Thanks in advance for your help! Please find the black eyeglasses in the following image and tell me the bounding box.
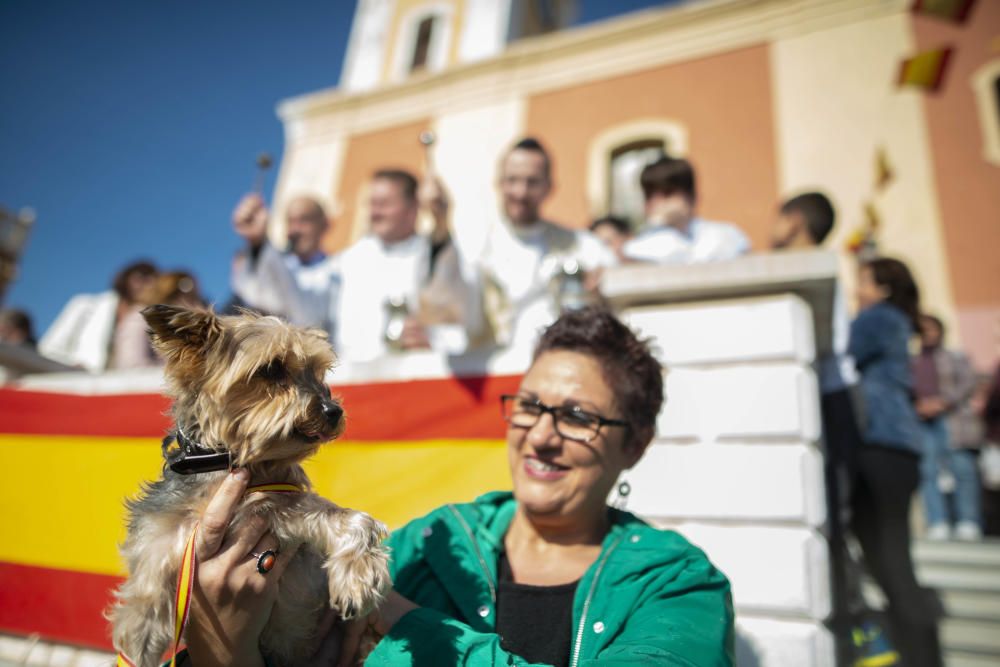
[500,394,629,443]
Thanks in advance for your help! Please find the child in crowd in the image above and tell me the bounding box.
[848,257,942,667]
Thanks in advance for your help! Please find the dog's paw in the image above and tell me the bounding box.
[324,513,390,619]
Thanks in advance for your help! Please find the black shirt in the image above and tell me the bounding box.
[496,552,580,667]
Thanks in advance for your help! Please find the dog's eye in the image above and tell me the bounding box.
[256,359,287,382]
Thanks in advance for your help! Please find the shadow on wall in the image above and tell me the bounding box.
[735,630,762,667]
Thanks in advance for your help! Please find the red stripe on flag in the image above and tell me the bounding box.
[0,561,121,650]
[0,390,172,437]
[335,375,521,440]
[0,374,523,440]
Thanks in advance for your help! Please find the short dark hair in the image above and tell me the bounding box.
[112,260,157,299]
[0,308,35,345]
[590,215,631,236]
[866,257,921,330]
[507,137,552,179]
[919,313,945,337]
[781,192,835,244]
[533,307,663,453]
[640,156,696,202]
[373,169,418,202]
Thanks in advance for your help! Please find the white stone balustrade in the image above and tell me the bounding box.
[605,250,840,667]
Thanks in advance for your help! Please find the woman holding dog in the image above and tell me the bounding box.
[184,308,734,666]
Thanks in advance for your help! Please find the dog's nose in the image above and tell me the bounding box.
[322,401,343,424]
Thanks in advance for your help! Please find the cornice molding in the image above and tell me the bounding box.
[278,0,908,142]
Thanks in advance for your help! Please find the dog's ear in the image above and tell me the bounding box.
[142,305,222,361]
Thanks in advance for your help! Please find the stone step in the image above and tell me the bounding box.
[865,581,1000,621]
[945,650,1000,667]
[0,634,110,667]
[941,618,1000,654]
[913,538,1000,569]
[938,588,1000,621]
[916,560,1000,593]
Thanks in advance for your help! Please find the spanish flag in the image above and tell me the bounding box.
[897,47,953,91]
[0,373,520,650]
[911,0,976,24]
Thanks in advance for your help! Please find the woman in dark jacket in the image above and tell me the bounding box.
[848,257,941,667]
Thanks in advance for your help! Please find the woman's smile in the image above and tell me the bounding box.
[523,455,570,480]
[508,350,636,522]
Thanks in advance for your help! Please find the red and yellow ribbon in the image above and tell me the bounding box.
[169,525,199,667]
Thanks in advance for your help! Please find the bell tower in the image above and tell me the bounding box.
[340,0,576,93]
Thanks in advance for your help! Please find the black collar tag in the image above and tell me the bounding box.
[165,428,232,475]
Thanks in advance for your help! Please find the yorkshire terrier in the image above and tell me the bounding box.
[108,305,390,666]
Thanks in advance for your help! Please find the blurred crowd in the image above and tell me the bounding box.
[3,135,1000,664]
[221,140,751,359]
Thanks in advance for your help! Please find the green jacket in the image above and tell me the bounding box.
[366,491,734,666]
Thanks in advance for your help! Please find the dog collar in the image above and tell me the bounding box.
[165,427,232,475]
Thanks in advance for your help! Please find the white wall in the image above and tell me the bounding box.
[769,10,957,332]
[622,294,834,667]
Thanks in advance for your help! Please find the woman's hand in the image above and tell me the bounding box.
[335,590,418,667]
[185,468,302,667]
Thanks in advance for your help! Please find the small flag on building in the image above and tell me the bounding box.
[897,47,953,91]
[875,147,894,190]
[863,201,882,232]
[911,0,976,24]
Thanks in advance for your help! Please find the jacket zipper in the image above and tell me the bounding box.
[448,502,627,666]
[447,504,497,602]
[570,533,625,667]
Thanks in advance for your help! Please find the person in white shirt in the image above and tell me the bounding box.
[336,169,469,361]
[623,156,749,264]
[468,138,616,349]
[230,194,340,337]
[39,260,158,373]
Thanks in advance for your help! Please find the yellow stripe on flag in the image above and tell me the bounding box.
[0,434,509,576]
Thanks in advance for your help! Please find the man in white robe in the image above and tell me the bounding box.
[335,169,471,361]
[623,156,749,264]
[230,194,340,337]
[461,138,616,349]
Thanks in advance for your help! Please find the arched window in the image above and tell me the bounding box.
[391,4,454,81]
[586,120,689,227]
[608,140,667,225]
[972,59,1000,166]
[410,15,436,71]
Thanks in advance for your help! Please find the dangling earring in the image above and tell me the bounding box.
[612,479,631,510]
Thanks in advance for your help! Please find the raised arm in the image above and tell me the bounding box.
[229,194,323,328]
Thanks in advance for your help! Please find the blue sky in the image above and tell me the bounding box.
[2,0,668,335]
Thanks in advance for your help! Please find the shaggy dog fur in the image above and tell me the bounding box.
[107,305,390,666]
